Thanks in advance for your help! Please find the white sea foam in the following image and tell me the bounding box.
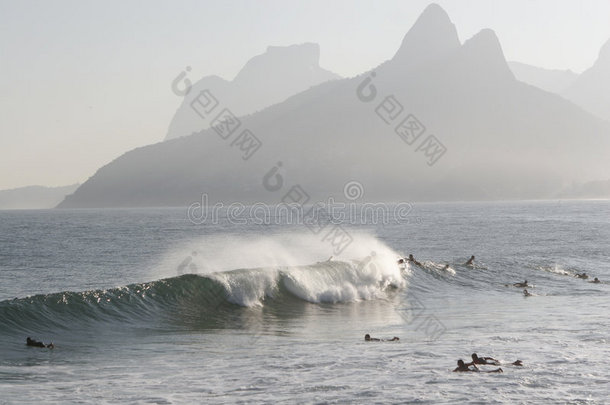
[159,232,407,306]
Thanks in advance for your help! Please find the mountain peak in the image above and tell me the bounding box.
[457,28,514,82]
[598,38,610,65]
[392,3,460,68]
[164,42,339,141]
[235,43,323,83]
[266,42,320,58]
[464,29,502,52]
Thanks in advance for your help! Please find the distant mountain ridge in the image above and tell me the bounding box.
[165,43,340,141]
[508,38,610,123]
[0,184,79,210]
[563,39,610,122]
[58,4,610,208]
[508,61,578,93]
[559,179,610,199]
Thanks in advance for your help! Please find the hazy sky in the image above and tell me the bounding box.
[1,0,609,190]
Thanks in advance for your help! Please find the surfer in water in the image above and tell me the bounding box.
[590,277,601,283]
[513,280,529,288]
[407,254,422,266]
[465,255,475,266]
[26,337,54,349]
[364,334,399,342]
[575,273,589,279]
[453,359,477,372]
[466,353,523,367]
[523,289,532,297]
[467,353,500,366]
[453,359,502,373]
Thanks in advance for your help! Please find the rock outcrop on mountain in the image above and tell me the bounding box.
[165,43,340,141]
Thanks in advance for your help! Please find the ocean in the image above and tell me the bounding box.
[0,200,608,404]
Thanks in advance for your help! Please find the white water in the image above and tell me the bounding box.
[168,232,408,306]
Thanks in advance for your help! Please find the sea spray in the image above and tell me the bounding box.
[154,231,408,279]
[154,231,408,305]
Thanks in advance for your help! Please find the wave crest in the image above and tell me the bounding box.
[1,257,406,335]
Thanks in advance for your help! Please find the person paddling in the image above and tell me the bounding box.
[408,254,422,266]
[364,334,399,342]
[453,359,502,373]
[26,337,54,349]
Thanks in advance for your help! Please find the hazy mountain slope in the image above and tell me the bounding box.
[563,39,610,122]
[559,179,610,199]
[165,43,340,141]
[508,61,577,93]
[58,4,610,208]
[0,184,79,209]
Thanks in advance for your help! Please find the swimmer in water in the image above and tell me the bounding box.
[523,289,532,297]
[364,334,380,342]
[590,277,601,284]
[512,360,523,366]
[513,280,529,288]
[442,264,450,271]
[408,254,422,266]
[397,258,405,265]
[575,273,589,279]
[364,334,399,342]
[465,255,475,266]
